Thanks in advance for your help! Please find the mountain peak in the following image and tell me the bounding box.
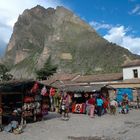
[31,5,47,11]
[3,6,140,79]
[56,6,72,12]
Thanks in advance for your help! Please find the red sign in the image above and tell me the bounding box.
[72,103,86,113]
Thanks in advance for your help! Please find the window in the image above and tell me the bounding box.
[133,69,138,78]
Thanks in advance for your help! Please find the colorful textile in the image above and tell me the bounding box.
[116,88,133,102]
[50,88,55,96]
[30,82,39,93]
[88,98,95,105]
[41,86,48,96]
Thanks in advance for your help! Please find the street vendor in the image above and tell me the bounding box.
[8,110,21,124]
[4,110,21,133]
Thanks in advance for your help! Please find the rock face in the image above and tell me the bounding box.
[3,5,140,79]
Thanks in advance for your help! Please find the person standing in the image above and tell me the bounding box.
[122,94,129,113]
[60,92,70,120]
[88,94,96,118]
[96,96,103,117]
[110,99,118,115]
[136,96,139,109]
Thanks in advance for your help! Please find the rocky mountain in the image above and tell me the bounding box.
[3,5,140,79]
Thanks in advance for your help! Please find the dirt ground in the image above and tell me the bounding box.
[0,109,140,140]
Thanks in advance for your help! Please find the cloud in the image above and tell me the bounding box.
[104,26,140,55]
[0,0,62,54]
[89,21,112,30]
[0,0,61,27]
[90,21,140,55]
[129,4,140,15]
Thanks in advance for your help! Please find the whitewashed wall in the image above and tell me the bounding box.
[123,66,140,80]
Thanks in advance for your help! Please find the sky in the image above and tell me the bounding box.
[0,0,140,56]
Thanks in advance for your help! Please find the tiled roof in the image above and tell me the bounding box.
[74,73,123,83]
[41,73,123,87]
[41,73,79,85]
[64,84,105,92]
[51,73,79,81]
[122,59,140,68]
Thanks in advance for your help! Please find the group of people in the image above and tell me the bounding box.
[59,92,109,119]
[86,94,107,118]
[2,93,137,133]
[86,94,131,118]
[58,92,134,120]
[1,92,139,135]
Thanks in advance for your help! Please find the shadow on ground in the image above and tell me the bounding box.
[68,136,116,140]
[44,112,61,120]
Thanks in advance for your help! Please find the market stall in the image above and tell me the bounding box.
[0,80,51,125]
[71,92,87,113]
[64,84,105,114]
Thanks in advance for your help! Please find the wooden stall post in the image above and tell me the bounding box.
[0,94,2,125]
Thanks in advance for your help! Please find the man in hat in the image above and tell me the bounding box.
[8,110,20,124]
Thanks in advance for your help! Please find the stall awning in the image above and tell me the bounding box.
[0,80,46,94]
[64,84,105,92]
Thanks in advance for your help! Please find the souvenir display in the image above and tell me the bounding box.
[41,86,48,96]
[0,81,51,127]
[30,82,39,93]
[50,88,55,96]
[34,95,42,101]
[24,97,34,103]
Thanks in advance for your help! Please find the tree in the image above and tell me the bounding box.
[0,63,13,81]
[36,56,57,80]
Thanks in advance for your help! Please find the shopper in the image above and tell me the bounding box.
[88,94,96,118]
[96,96,103,116]
[60,92,70,120]
[110,99,118,115]
[122,94,129,114]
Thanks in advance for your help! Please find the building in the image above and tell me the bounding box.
[122,60,140,80]
[41,60,140,102]
[41,73,122,94]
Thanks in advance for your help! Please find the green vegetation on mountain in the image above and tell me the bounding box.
[0,63,13,81]
[36,56,57,80]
